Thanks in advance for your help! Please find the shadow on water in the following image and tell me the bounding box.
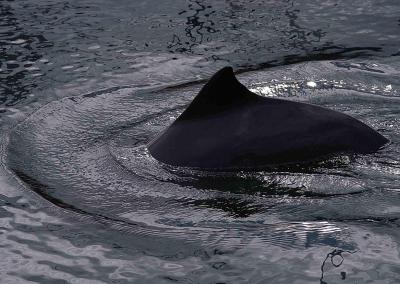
[163,155,360,191]
[168,174,364,218]
[192,197,266,218]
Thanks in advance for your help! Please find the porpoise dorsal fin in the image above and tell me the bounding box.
[177,67,257,120]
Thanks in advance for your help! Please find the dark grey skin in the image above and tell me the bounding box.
[148,67,388,170]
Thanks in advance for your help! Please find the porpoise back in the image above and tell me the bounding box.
[148,67,388,170]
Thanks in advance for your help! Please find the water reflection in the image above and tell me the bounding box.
[168,0,217,54]
[283,0,326,50]
[0,2,47,107]
[0,0,398,110]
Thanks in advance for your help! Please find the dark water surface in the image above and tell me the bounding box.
[1,0,399,283]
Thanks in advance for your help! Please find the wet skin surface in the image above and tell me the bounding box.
[148,67,388,169]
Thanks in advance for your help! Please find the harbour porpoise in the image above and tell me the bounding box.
[148,67,388,170]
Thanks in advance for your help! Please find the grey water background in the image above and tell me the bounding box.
[0,0,399,283]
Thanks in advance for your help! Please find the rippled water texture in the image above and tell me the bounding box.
[0,0,399,283]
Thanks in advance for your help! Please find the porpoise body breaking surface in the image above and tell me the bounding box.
[148,67,388,170]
